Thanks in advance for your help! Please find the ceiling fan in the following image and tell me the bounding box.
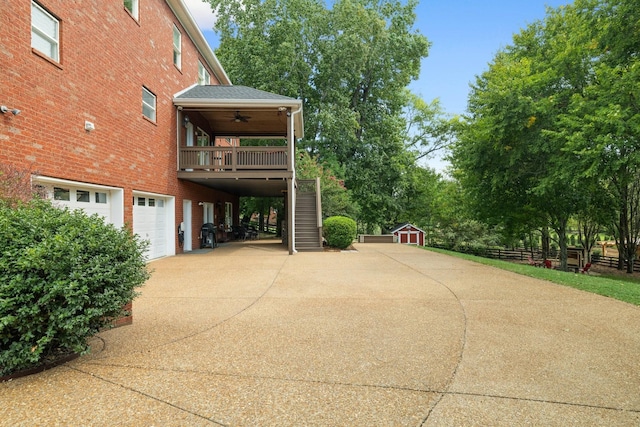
[229,111,251,123]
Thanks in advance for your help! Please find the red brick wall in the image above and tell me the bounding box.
[0,0,230,249]
[175,181,240,253]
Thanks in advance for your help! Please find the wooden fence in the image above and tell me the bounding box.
[430,245,640,273]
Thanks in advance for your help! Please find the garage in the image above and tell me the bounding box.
[391,223,426,246]
[35,177,124,229]
[133,192,175,260]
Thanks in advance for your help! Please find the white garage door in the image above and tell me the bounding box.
[49,185,112,222]
[133,195,168,260]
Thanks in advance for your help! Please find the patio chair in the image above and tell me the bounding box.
[543,259,553,269]
[232,225,246,241]
[246,226,259,240]
[579,263,592,274]
[528,256,541,267]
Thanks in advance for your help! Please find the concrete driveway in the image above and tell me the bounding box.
[2,241,640,426]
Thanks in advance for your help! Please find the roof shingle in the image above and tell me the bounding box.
[176,85,297,101]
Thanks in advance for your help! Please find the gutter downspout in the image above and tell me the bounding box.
[176,107,182,171]
[287,108,297,254]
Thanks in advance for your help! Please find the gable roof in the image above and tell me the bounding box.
[175,85,301,105]
[174,85,304,138]
[390,223,426,234]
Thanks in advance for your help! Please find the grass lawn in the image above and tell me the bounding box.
[424,247,640,306]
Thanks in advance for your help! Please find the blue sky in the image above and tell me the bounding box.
[182,0,573,170]
[412,1,572,116]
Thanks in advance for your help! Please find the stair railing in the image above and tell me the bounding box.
[296,178,323,249]
[315,177,322,246]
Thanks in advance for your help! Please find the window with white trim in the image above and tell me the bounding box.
[54,187,70,201]
[196,128,210,166]
[77,190,90,202]
[124,0,138,19]
[142,87,156,121]
[196,128,210,146]
[95,192,108,203]
[198,61,210,85]
[31,1,59,62]
[173,25,182,69]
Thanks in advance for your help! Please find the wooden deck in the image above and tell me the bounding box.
[179,146,289,172]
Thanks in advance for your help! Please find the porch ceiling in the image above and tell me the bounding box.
[180,176,288,198]
[174,85,304,138]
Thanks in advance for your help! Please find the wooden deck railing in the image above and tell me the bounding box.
[429,244,640,272]
[179,146,288,172]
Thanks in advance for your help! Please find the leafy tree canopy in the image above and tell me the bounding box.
[452,0,640,270]
[206,0,444,230]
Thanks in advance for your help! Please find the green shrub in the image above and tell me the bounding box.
[323,216,356,249]
[0,200,150,376]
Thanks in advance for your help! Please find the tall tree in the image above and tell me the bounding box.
[552,0,640,272]
[402,93,453,162]
[452,0,640,270]
[206,0,430,230]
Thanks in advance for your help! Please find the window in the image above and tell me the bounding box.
[173,25,182,69]
[142,87,156,121]
[124,0,138,19]
[196,128,211,166]
[137,197,146,206]
[76,190,90,202]
[196,128,210,146]
[148,198,155,207]
[31,1,59,62]
[95,192,107,204]
[198,61,210,85]
[54,187,70,201]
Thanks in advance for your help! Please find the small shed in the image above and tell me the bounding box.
[391,223,426,246]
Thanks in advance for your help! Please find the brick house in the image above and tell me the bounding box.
[1,0,321,259]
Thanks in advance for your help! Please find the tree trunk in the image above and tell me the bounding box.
[259,207,265,232]
[619,188,629,271]
[559,224,568,271]
[578,218,598,263]
[541,227,550,260]
[625,245,635,274]
[553,219,569,271]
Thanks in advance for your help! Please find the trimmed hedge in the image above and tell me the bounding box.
[0,200,150,376]
[323,216,357,249]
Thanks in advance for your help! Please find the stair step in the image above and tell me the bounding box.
[295,188,321,251]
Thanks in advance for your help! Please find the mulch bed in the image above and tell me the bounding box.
[324,245,357,252]
[1,349,79,383]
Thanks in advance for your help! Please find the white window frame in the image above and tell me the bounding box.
[173,25,182,69]
[31,1,59,62]
[198,61,211,85]
[196,128,211,166]
[196,127,210,147]
[142,86,156,121]
[124,0,139,20]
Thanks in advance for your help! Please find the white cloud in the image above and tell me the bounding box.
[182,0,218,30]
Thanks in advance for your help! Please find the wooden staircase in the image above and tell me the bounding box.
[295,190,323,251]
